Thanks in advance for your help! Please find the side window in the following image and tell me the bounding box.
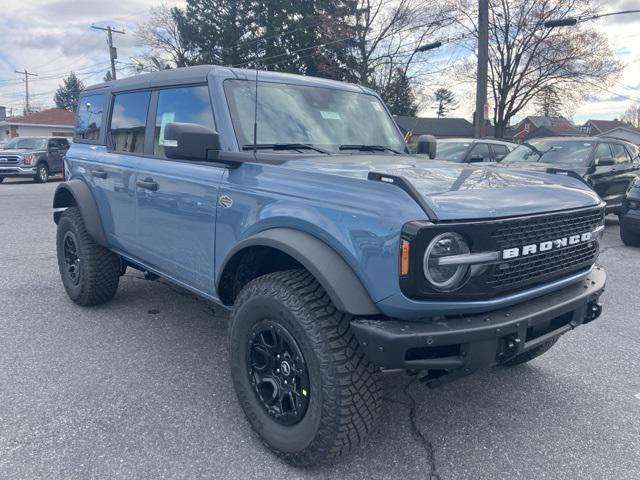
[594,143,612,163]
[611,144,631,164]
[110,91,150,154]
[468,143,492,162]
[75,93,104,142]
[153,85,215,157]
[492,144,509,160]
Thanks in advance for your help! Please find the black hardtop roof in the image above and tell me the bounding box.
[82,65,369,94]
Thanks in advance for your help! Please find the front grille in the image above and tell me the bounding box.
[0,155,20,164]
[490,208,604,249]
[487,207,604,290]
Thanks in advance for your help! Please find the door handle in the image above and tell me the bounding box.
[136,178,159,191]
[91,169,107,179]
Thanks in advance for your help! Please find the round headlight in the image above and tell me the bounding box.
[423,232,470,292]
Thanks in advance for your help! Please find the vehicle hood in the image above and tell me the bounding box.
[0,148,45,155]
[282,155,601,221]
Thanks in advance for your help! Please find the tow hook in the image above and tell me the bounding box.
[496,335,522,362]
[584,302,602,324]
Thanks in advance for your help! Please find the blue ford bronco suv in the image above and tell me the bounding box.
[54,66,606,465]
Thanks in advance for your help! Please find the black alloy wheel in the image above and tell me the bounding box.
[62,230,81,286]
[248,321,310,426]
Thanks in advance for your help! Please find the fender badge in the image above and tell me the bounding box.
[218,194,233,208]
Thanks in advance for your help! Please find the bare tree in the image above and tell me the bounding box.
[622,103,640,129]
[348,0,457,96]
[455,0,623,138]
[136,4,193,69]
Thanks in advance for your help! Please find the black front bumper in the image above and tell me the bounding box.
[352,267,605,378]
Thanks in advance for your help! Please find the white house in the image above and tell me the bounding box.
[597,126,640,146]
[0,108,74,142]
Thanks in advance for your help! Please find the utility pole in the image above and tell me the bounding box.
[474,0,489,138]
[14,69,38,115]
[91,25,125,80]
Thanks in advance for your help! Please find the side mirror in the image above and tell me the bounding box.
[164,122,221,162]
[416,134,437,159]
[468,155,484,163]
[595,157,615,167]
[495,154,506,162]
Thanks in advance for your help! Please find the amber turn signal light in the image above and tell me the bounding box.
[400,239,410,276]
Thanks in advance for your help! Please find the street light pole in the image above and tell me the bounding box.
[474,0,489,138]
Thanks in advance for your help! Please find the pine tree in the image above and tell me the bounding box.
[433,88,458,118]
[53,72,85,111]
[379,68,417,116]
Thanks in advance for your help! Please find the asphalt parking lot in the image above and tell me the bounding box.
[1,178,639,480]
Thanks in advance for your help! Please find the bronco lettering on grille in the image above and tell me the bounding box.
[502,232,593,260]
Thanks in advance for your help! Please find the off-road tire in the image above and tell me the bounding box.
[56,206,120,306]
[499,337,559,367]
[229,269,382,466]
[34,163,49,183]
[621,222,640,247]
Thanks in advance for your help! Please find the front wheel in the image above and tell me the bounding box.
[56,207,121,306]
[34,163,49,183]
[229,269,382,466]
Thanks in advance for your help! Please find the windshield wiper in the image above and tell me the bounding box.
[339,144,403,154]
[241,143,331,154]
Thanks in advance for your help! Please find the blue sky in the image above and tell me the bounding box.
[0,0,638,126]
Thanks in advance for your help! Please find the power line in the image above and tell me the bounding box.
[14,69,38,114]
[91,25,125,80]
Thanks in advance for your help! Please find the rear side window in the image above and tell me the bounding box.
[611,144,631,164]
[153,85,215,157]
[75,93,105,142]
[468,143,492,162]
[492,144,509,159]
[110,91,150,154]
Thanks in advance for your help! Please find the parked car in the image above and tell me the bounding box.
[434,137,516,163]
[53,66,606,465]
[620,177,640,246]
[0,136,69,183]
[495,137,640,214]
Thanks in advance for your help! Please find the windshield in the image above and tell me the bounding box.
[224,80,406,154]
[436,142,471,162]
[4,137,48,150]
[502,140,595,167]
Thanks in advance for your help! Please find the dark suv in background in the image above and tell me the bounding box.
[0,136,70,183]
[496,137,640,214]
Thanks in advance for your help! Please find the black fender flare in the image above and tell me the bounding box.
[217,228,381,316]
[52,180,109,247]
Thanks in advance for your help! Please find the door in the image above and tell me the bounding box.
[588,143,616,204]
[47,139,63,173]
[93,90,150,252]
[609,143,638,208]
[134,85,225,296]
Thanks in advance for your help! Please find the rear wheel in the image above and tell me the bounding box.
[499,337,558,367]
[621,220,640,247]
[229,269,382,466]
[34,163,49,183]
[56,206,120,306]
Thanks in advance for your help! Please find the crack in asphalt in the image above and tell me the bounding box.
[395,377,442,480]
